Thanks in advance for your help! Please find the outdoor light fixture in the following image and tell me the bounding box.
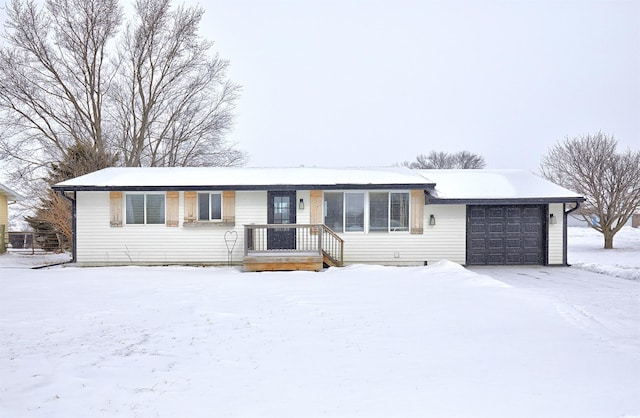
[429,214,436,226]
[549,213,557,224]
[299,198,305,210]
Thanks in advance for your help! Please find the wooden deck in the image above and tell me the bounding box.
[243,224,343,272]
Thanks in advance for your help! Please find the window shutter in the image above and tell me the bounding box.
[309,190,322,234]
[166,191,179,227]
[222,191,235,223]
[310,190,323,224]
[410,190,424,234]
[110,191,123,227]
[184,191,197,223]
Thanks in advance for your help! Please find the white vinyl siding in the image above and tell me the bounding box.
[548,203,564,264]
[76,191,265,266]
[337,204,466,266]
[77,192,459,266]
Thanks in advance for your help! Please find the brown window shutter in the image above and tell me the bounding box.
[184,191,197,222]
[166,191,179,227]
[222,191,236,223]
[110,191,123,227]
[410,190,424,234]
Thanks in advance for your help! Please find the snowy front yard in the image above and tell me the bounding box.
[1,228,639,418]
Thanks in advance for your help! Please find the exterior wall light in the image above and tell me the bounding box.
[429,214,436,226]
[299,198,304,210]
[549,213,557,224]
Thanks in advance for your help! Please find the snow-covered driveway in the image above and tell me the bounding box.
[470,266,640,356]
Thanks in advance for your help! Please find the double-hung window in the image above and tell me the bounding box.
[198,192,222,221]
[125,193,165,225]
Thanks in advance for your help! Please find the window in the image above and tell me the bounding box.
[324,192,344,232]
[345,192,364,231]
[390,192,409,231]
[324,191,407,233]
[198,192,222,221]
[369,192,389,232]
[125,193,165,225]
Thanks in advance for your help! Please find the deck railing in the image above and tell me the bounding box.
[244,224,344,266]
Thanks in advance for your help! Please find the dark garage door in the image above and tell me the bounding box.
[467,205,545,265]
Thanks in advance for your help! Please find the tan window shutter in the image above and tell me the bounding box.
[110,191,123,227]
[310,190,323,234]
[222,191,235,223]
[184,191,197,222]
[166,191,179,227]
[410,190,424,234]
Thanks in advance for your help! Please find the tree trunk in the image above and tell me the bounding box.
[603,231,614,249]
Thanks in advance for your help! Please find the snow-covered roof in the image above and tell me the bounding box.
[53,166,434,190]
[53,167,584,202]
[0,183,24,201]
[417,169,583,202]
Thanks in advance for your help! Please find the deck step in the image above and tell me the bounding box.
[243,254,323,272]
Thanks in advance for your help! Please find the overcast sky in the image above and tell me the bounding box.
[190,0,639,170]
[1,0,638,174]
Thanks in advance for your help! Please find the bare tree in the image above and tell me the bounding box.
[539,132,640,249]
[0,0,245,177]
[111,0,244,167]
[26,142,118,250]
[454,150,486,169]
[403,151,486,169]
[0,0,122,180]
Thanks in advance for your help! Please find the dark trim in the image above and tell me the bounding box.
[562,202,567,266]
[427,196,585,205]
[52,183,435,193]
[544,205,550,266]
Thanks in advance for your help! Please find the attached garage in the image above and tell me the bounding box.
[420,169,585,267]
[466,205,546,265]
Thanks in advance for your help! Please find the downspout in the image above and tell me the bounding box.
[563,201,581,266]
[57,190,77,263]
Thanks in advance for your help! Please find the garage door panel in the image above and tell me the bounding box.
[467,204,545,265]
[506,223,521,233]
[489,208,504,218]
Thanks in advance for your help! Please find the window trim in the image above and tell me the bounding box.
[323,190,411,234]
[197,191,223,222]
[124,192,166,226]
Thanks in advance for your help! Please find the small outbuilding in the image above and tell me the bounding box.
[52,167,584,269]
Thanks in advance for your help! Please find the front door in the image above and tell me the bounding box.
[267,191,297,250]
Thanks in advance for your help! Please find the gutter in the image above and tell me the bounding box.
[563,201,582,266]
[56,190,77,264]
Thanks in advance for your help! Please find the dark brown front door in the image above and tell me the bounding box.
[267,191,297,250]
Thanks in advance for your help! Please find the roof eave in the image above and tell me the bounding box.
[426,196,586,205]
[52,183,436,192]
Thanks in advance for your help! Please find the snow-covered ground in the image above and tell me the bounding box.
[1,227,639,418]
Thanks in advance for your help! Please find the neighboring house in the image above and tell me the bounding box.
[52,167,584,270]
[0,183,24,254]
